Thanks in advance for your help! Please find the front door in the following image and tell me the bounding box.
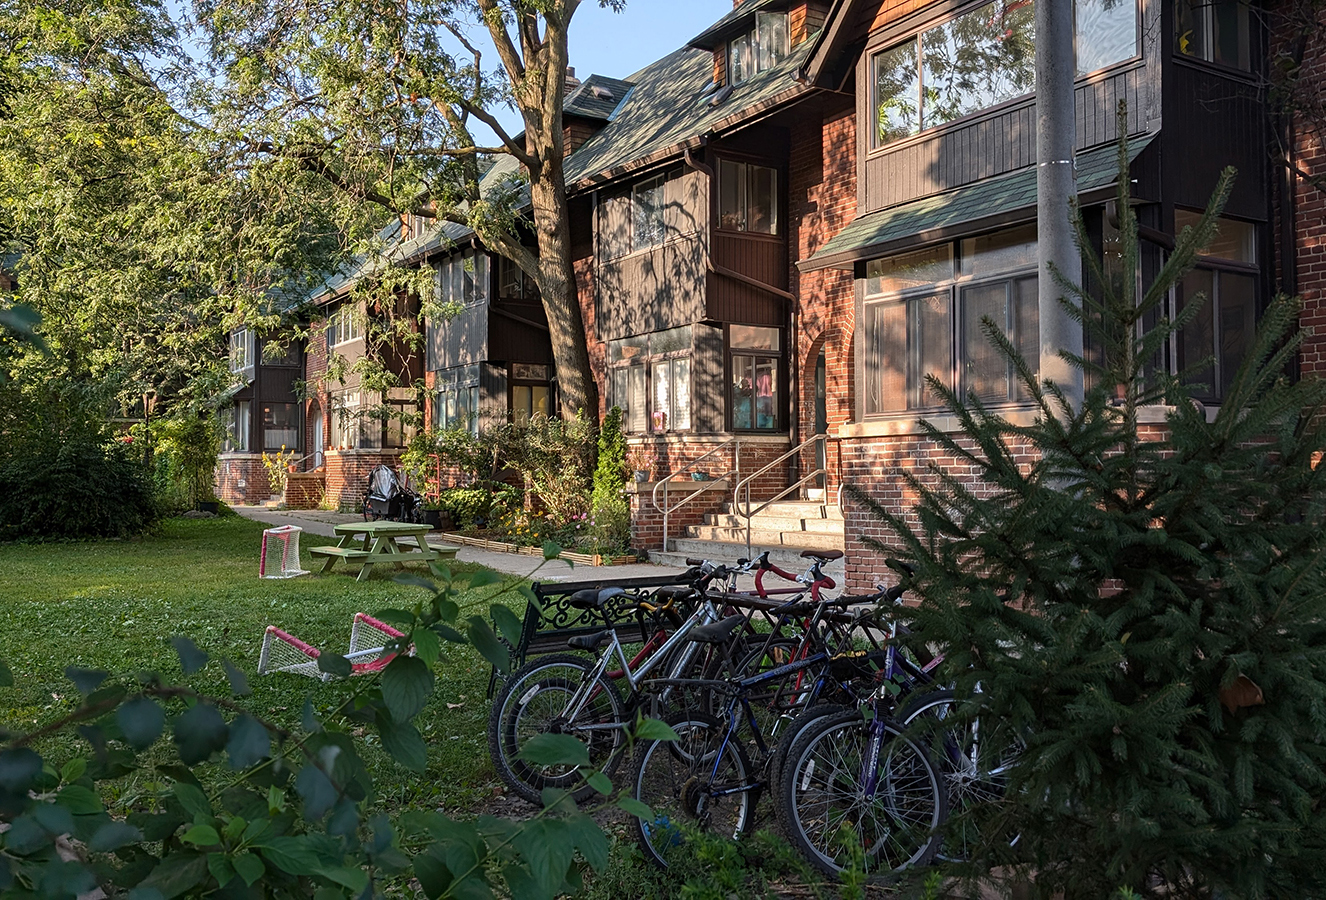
[310,403,324,468]
[814,350,827,488]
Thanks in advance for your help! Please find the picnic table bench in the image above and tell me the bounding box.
[486,571,697,696]
[310,521,459,583]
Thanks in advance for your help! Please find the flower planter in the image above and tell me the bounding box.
[440,532,636,566]
[634,470,650,483]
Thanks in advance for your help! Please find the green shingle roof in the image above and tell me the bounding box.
[687,0,783,49]
[565,75,635,121]
[801,134,1157,271]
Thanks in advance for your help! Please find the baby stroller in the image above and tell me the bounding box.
[362,465,423,523]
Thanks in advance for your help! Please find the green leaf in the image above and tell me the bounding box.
[0,748,42,793]
[436,597,460,623]
[467,617,511,675]
[372,609,417,628]
[322,865,370,892]
[378,719,429,772]
[585,771,612,796]
[393,573,437,593]
[55,784,103,815]
[294,748,340,819]
[182,824,221,847]
[513,818,574,896]
[254,835,321,875]
[170,637,209,675]
[467,570,502,590]
[137,852,209,900]
[413,847,453,900]
[232,851,265,886]
[206,852,235,888]
[490,605,523,647]
[634,717,680,742]
[64,667,108,694]
[516,586,543,616]
[564,813,610,872]
[616,797,653,819]
[0,659,13,688]
[412,627,441,667]
[541,541,562,560]
[60,758,86,783]
[89,821,143,852]
[174,703,228,765]
[380,656,433,722]
[434,623,467,644]
[117,697,165,750]
[225,715,271,770]
[173,783,212,824]
[316,652,352,678]
[519,734,589,768]
[220,659,251,696]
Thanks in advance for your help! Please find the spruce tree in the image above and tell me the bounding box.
[867,115,1326,898]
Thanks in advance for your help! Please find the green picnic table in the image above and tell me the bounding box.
[309,521,459,582]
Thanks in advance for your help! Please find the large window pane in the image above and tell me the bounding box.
[651,326,692,354]
[730,325,780,351]
[913,292,953,408]
[756,12,788,70]
[1178,268,1216,398]
[1014,276,1041,400]
[753,357,777,430]
[732,356,754,429]
[867,303,907,414]
[921,0,1036,129]
[730,33,751,85]
[865,245,953,295]
[263,403,299,451]
[960,224,1038,277]
[719,160,746,231]
[1076,0,1137,74]
[1174,210,1257,263]
[1219,273,1256,399]
[748,165,777,234]
[672,358,692,431]
[1175,0,1249,70]
[874,41,921,146]
[652,362,671,432]
[628,367,647,432]
[962,282,1011,404]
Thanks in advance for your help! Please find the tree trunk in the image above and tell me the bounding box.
[529,173,598,423]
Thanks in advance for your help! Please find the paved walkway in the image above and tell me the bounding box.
[232,506,686,582]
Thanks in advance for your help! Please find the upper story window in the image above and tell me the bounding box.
[498,256,539,300]
[608,326,692,433]
[438,250,488,307]
[863,225,1040,414]
[719,160,778,235]
[262,340,298,367]
[632,175,667,251]
[229,328,255,378]
[1173,210,1258,403]
[1175,0,1250,71]
[729,12,789,85]
[872,0,1138,148]
[328,306,363,347]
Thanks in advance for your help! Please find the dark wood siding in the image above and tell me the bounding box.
[430,301,489,369]
[596,168,710,340]
[1163,62,1267,221]
[861,65,1149,213]
[706,237,786,326]
[693,323,726,434]
[489,299,553,364]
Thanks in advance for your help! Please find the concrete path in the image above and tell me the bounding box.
[232,506,686,582]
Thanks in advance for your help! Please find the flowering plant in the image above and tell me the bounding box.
[625,446,656,475]
[261,445,298,495]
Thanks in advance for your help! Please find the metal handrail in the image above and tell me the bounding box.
[291,451,322,473]
[732,433,828,558]
[650,436,740,554]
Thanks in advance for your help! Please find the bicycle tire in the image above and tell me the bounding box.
[898,689,1021,863]
[778,709,945,878]
[487,653,625,804]
[630,712,757,869]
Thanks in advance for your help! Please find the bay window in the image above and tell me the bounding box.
[609,326,692,433]
[1174,0,1250,71]
[435,365,481,435]
[229,329,255,381]
[872,0,1139,147]
[863,226,1039,414]
[224,401,250,452]
[262,402,299,451]
[719,160,778,234]
[729,326,782,431]
[1173,211,1259,403]
[328,306,363,347]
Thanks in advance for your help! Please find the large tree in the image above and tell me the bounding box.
[200,0,617,420]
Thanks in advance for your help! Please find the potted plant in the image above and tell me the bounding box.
[626,446,656,483]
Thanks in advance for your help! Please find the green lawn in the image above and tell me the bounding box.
[0,514,507,814]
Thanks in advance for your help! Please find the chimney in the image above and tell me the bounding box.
[565,66,581,93]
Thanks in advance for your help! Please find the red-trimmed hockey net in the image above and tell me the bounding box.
[257,613,409,680]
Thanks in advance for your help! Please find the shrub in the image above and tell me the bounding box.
[588,407,630,554]
[148,413,221,512]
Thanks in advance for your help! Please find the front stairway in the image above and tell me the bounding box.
[650,499,845,568]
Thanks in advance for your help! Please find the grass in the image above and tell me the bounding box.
[0,514,510,814]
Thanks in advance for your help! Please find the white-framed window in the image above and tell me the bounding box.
[718,160,778,235]
[729,326,782,432]
[1174,0,1250,71]
[224,400,251,452]
[334,390,362,448]
[632,175,667,251]
[261,402,299,451]
[609,326,692,433]
[729,11,789,85]
[328,306,364,347]
[229,329,255,381]
[862,225,1040,414]
[438,250,488,308]
[435,364,481,436]
[871,0,1139,148]
[498,256,539,300]
[1173,211,1259,403]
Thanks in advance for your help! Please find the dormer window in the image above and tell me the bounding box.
[729,12,789,85]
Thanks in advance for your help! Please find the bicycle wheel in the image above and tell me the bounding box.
[487,653,625,804]
[898,690,1021,863]
[778,709,945,878]
[631,713,756,869]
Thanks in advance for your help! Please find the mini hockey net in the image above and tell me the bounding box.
[259,525,309,579]
[258,613,410,680]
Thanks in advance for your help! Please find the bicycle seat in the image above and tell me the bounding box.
[567,587,627,610]
[800,549,843,562]
[567,630,613,651]
[687,615,746,645]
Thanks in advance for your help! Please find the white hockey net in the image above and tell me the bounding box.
[257,626,327,680]
[259,525,309,579]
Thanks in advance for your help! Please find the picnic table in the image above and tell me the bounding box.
[309,521,459,582]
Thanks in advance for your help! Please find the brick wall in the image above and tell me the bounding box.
[284,472,325,510]
[629,482,727,552]
[215,454,271,505]
[324,449,406,509]
[1285,4,1326,379]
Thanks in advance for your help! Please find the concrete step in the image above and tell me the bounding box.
[656,538,845,569]
[683,527,844,550]
[703,514,843,533]
[720,501,843,520]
